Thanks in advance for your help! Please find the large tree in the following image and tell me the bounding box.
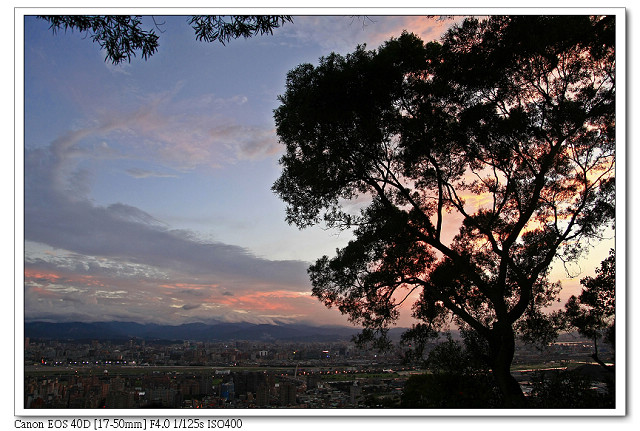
[272,16,615,407]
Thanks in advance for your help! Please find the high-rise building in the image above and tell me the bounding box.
[350,381,362,406]
[279,382,297,406]
[256,383,270,407]
[221,378,235,401]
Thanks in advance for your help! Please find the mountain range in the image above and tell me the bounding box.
[23,321,365,343]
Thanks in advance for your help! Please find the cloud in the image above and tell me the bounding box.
[108,88,279,169]
[125,168,179,179]
[34,82,279,174]
[208,124,281,161]
[23,126,319,325]
[23,241,322,325]
[25,186,310,286]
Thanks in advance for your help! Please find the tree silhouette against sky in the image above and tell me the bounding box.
[273,15,615,407]
[38,15,293,64]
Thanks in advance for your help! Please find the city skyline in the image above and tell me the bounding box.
[20,12,615,329]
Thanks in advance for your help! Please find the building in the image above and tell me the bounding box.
[279,382,297,407]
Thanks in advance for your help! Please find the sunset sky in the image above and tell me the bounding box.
[19,12,617,329]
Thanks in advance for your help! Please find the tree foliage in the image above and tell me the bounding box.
[425,333,488,374]
[37,15,293,64]
[402,333,501,408]
[273,15,615,406]
[188,15,293,45]
[401,371,501,408]
[528,369,614,408]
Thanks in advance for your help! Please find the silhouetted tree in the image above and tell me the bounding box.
[564,249,615,372]
[273,16,615,407]
[402,335,501,408]
[37,15,293,64]
[528,368,613,408]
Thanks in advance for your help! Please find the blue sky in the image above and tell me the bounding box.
[22,14,464,327]
[20,13,616,328]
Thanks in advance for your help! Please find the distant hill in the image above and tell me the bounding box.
[24,321,364,343]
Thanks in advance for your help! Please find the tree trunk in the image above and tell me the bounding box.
[591,336,615,374]
[489,323,527,408]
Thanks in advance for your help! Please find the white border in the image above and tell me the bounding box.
[14,6,628,420]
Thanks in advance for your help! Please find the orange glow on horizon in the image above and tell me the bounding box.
[209,290,314,312]
[24,269,62,281]
[24,268,106,288]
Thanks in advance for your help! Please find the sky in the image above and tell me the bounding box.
[20,12,616,329]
